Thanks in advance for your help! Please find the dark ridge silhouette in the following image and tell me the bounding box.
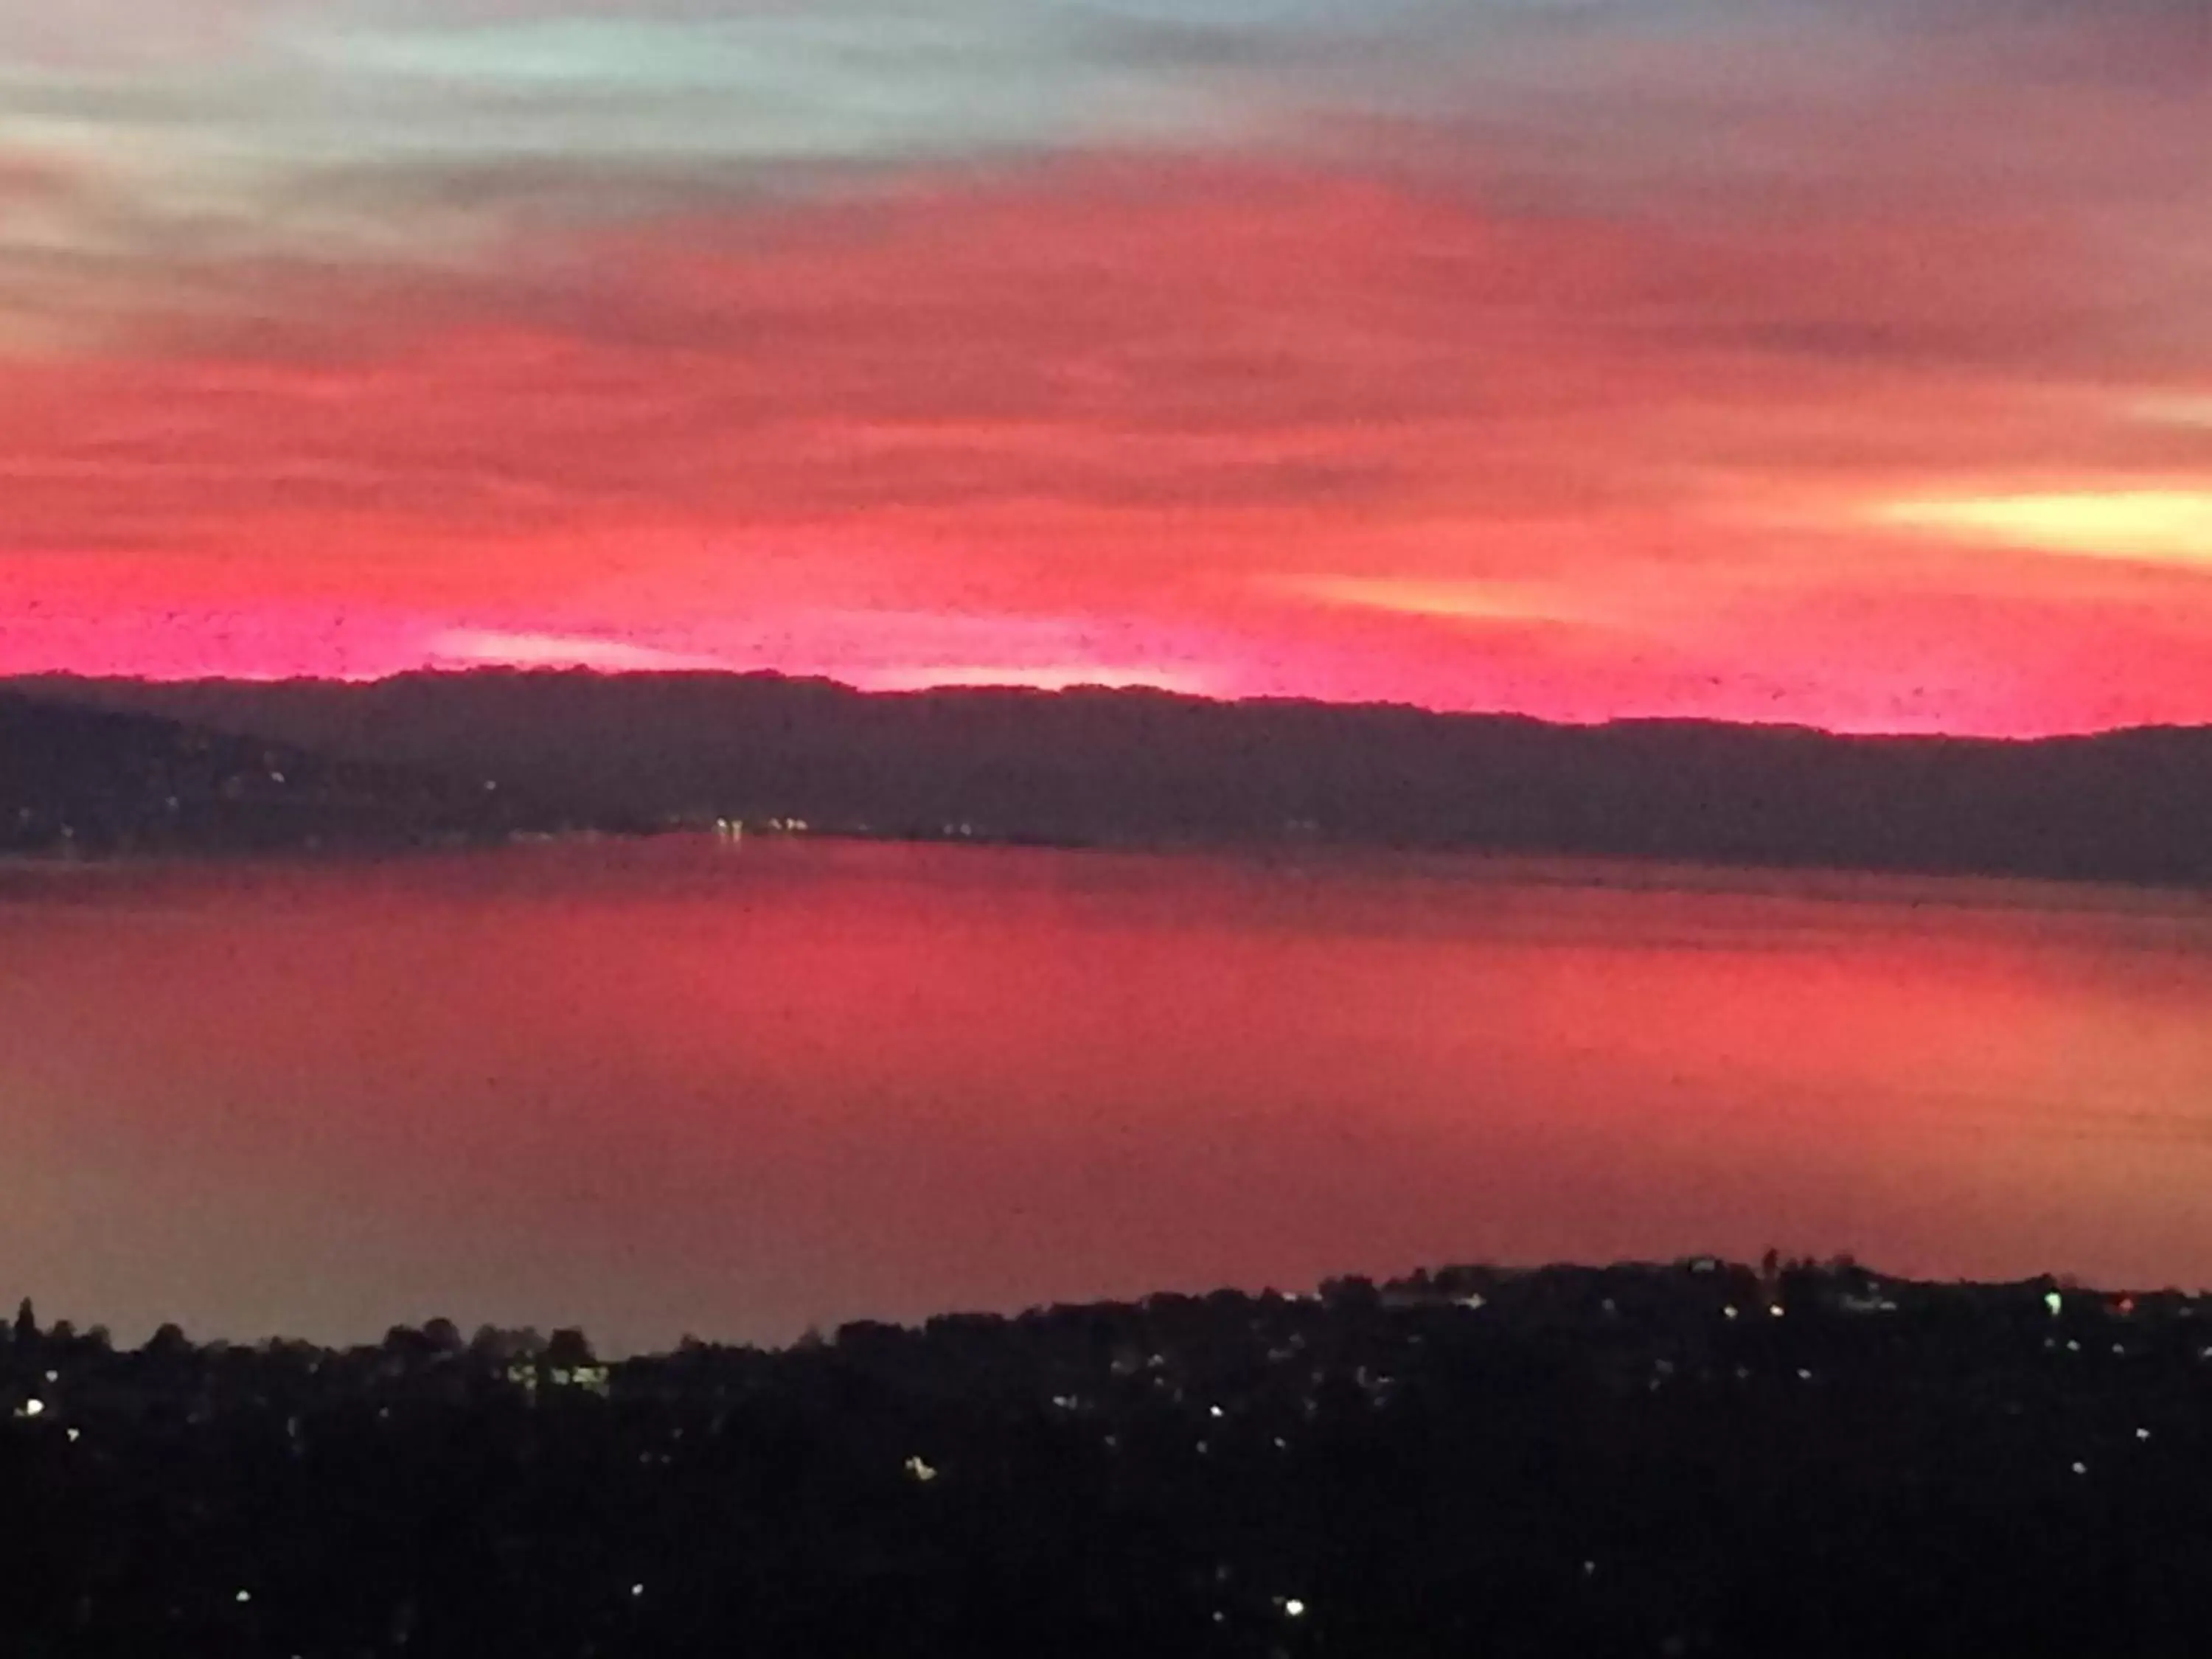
[13,671,2212,884]
[0,690,537,855]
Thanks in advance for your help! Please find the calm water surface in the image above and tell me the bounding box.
[3,839,2210,1352]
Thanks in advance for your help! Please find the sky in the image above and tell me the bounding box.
[1,0,2210,733]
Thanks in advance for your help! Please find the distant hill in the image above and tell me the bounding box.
[15,671,2212,884]
[0,690,533,855]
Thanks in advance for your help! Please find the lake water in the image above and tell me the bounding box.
[3,838,2211,1352]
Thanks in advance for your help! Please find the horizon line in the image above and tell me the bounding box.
[12,667,2211,747]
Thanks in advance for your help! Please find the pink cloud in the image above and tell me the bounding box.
[1,4,2210,735]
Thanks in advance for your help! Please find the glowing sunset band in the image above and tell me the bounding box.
[1,0,2211,737]
[1873,493,2212,568]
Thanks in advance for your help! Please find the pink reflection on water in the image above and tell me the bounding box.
[1,841,2209,1352]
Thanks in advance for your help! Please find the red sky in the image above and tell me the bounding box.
[3,0,2211,733]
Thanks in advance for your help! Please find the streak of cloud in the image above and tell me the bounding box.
[1,0,2209,732]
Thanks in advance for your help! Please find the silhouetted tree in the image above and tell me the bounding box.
[13,1298,35,1345]
[469,1325,546,1363]
[1321,1276,1380,1312]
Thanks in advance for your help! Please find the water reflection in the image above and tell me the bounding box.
[2,840,2208,1352]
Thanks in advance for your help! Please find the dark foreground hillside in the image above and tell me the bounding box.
[7,1258,2212,1658]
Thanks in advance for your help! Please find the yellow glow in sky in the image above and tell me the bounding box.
[2130,397,2212,431]
[1283,575,1590,625]
[1871,490,2212,567]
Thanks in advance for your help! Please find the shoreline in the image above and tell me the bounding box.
[9,824,2212,911]
[10,1258,2205,1363]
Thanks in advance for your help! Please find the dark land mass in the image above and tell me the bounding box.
[7,1257,2212,1657]
[15,670,2212,884]
[0,691,544,856]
